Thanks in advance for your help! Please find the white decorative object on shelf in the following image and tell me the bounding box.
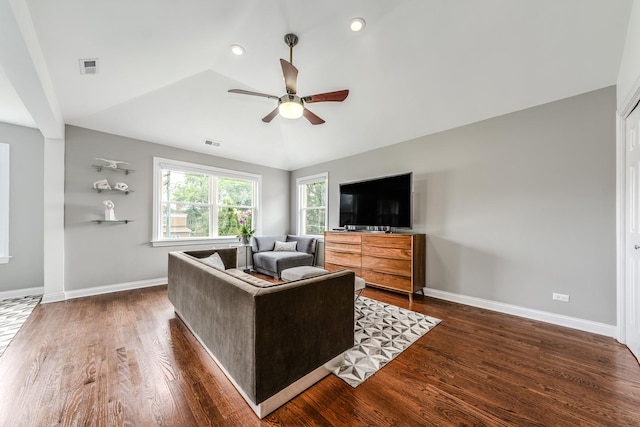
[95,158,129,169]
[113,182,129,192]
[103,200,117,221]
[93,179,111,190]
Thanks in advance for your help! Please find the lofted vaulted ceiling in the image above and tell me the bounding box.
[0,0,633,170]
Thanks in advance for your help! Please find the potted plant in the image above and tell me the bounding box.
[237,210,255,244]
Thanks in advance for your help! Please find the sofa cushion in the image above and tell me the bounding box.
[253,251,313,278]
[274,241,297,252]
[199,252,226,270]
[286,235,316,254]
[252,235,287,253]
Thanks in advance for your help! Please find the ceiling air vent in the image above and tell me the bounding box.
[79,58,99,75]
[204,139,221,147]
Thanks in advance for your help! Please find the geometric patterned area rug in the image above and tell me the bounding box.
[0,295,41,358]
[332,296,441,387]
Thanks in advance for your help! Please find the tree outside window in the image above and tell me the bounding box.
[297,173,328,236]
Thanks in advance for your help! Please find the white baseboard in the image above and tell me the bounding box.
[64,277,167,300]
[0,286,44,300]
[423,288,616,337]
[41,292,66,304]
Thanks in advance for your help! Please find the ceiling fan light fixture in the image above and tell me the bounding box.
[350,17,366,32]
[230,44,245,56]
[278,96,304,119]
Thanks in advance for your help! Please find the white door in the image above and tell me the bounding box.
[625,105,640,362]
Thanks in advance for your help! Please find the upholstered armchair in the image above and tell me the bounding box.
[251,235,317,278]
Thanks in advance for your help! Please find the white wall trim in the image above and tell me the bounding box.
[64,277,167,300]
[615,71,640,344]
[41,292,65,304]
[423,288,616,337]
[616,114,627,344]
[0,143,9,264]
[0,286,43,300]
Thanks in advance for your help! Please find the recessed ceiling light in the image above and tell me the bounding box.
[350,17,366,32]
[230,44,245,56]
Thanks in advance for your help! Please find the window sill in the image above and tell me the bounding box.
[0,255,11,264]
[150,238,239,248]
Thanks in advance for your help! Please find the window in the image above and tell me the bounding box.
[297,173,328,236]
[0,143,9,263]
[153,158,260,246]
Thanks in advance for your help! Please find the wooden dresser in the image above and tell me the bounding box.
[324,231,426,302]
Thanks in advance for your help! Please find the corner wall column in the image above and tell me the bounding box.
[42,137,65,302]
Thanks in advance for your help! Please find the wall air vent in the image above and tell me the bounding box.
[79,58,99,75]
[204,139,221,147]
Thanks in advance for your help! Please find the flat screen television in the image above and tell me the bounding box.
[339,172,412,229]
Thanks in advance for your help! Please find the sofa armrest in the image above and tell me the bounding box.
[253,270,354,402]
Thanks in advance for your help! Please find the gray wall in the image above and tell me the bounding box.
[0,122,44,292]
[291,86,616,325]
[65,126,290,291]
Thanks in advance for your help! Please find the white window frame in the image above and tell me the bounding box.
[152,157,261,247]
[0,143,9,263]
[296,172,328,236]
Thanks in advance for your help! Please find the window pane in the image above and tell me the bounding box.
[161,203,209,238]
[218,177,252,206]
[218,207,254,237]
[305,181,326,208]
[304,208,325,235]
[163,171,210,203]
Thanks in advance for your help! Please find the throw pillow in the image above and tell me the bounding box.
[274,240,297,252]
[200,252,226,271]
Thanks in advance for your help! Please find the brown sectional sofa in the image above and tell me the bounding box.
[167,248,355,418]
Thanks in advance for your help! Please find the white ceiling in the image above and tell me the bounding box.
[1,0,633,170]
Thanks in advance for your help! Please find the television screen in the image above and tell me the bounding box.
[339,173,412,229]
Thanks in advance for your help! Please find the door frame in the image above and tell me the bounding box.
[616,75,640,344]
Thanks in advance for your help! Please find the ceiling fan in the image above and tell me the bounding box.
[228,33,349,125]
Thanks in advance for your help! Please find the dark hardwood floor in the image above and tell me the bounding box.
[1,284,639,426]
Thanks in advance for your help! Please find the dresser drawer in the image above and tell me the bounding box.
[362,269,412,292]
[325,251,362,269]
[324,263,362,277]
[361,234,411,249]
[362,256,411,276]
[362,245,411,260]
[325,232,362,244]
[325,241,361,254]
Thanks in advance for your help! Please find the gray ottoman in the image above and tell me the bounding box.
[354,276,366,300]
[281,266,328,282]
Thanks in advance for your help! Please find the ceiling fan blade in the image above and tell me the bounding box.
[262,107,279,123]
[303,108,325,125]
[303,90,349,103]
[228,89,279,100]
[280,59,298,94]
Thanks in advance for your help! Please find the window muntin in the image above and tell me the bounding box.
[297,173,328,236]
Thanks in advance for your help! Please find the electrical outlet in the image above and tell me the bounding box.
[552,293,570,302]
